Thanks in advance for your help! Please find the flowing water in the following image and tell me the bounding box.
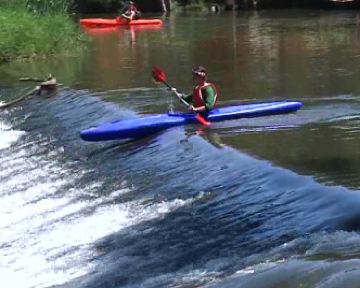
[2,9,360,288]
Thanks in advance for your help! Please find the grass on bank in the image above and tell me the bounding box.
[0,8,86,62]
[172,0,209,12]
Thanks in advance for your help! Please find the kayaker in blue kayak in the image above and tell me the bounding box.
[121,1,141,21]
[172,66,218,114]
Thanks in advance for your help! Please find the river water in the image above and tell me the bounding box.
[2,9,360,288]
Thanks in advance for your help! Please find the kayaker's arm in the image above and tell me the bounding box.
[202,85,216,111]
[182,93,192,105]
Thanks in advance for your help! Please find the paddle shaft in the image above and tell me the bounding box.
[158,79,191,107]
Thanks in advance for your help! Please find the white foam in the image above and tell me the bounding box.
[0,142,201,288]
[234,259,285,276]
[173,269,221,287]
[1,194,199,288]
[0,121,25,150]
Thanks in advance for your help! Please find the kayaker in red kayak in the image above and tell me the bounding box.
[172,66,218,113]
[120,1,141,22]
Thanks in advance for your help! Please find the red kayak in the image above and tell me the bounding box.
[80,17,163,27]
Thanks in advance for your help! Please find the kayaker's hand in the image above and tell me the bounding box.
[171,87,179,94]
[171,88,182,98]
[188,105,195,112]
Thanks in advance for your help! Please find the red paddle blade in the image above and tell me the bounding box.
[195,114,210,126]
[152,67,166,83]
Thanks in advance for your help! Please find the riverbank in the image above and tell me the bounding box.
[0,8,86,63]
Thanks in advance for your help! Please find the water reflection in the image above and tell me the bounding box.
[188,126,225,149]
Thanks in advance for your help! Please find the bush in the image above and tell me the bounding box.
[25,0,72,14]
[0,8,85,62]
[0,0,74,14]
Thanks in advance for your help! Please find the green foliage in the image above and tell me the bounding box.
[188,0,208,10]
[0,0,26,9]
[0,0,85,62]
[79,0,126,13]
[0,0,74,14]
[25,0,71,14]
[174,0,212,11]
[0,8,86,62]
[175,0,214,7]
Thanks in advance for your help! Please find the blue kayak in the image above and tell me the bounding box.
[80,100,302,141]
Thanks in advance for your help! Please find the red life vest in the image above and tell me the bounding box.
[192,82,218,109]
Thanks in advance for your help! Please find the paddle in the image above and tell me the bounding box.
[151,67,210,126]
